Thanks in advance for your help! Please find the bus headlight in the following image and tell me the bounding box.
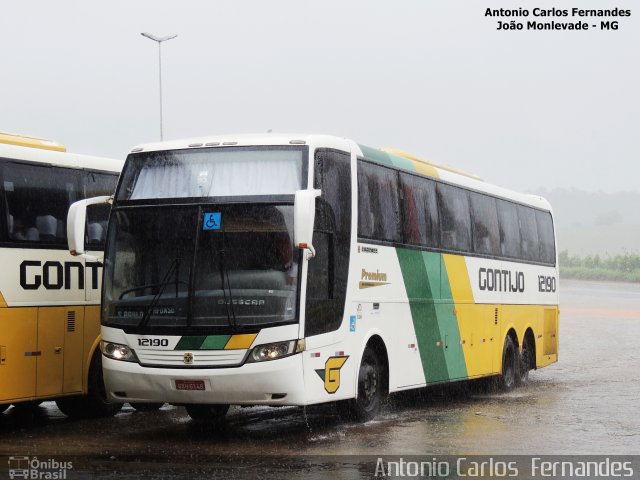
[248,339,304,362]
[101,341,138,362]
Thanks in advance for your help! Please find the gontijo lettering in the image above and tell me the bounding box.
[478,267,524,293]
[19,260,102,290]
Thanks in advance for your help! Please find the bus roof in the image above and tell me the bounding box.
[379,147,483,181]
[0,131,66,152]
[127,133,552,212]
[0,142,123,173]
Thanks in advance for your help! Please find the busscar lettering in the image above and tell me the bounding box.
[20,260,102,290]
[217,299,265,306]
[478,267,525,293]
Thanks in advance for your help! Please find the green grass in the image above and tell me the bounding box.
[559,251,640,283]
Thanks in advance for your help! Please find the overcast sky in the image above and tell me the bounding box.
[2,0,638,193]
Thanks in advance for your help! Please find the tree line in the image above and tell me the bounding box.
[559,250,640,283]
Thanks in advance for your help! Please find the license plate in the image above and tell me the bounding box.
[175,380,205,391]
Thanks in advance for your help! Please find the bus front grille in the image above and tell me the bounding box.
[135,349,247,367]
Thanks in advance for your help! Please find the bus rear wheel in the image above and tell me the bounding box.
[185,404,229,424]
[340,348,384,422]
[130,402,165,412]
[499,335,518,391]
[518,336,534,385]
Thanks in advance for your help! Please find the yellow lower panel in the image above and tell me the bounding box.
[63,307,85,394]
[456,303,498,377]
[36,307,65,397]
[0,307,38,402]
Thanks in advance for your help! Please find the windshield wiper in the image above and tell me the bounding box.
[217,230,237,331]
[138,258,181,328]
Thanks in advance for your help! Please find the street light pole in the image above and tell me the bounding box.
[141,32,178,141]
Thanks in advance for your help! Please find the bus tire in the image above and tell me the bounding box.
[185,404,229,424]
[130,402,165,412]
[518,335,534,386]
[498,335,518,391]
[340,347,384,422]
[84,351,123,417]
[12,400,43,411]
[55,396,86,417]
[56,353,122,418]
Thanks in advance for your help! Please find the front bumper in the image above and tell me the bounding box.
[102,353,306,406]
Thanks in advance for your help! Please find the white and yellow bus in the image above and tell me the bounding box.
[0,132,123,417]
[68,134,559,423]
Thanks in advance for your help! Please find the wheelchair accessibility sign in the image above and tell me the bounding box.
[203,212,221,230]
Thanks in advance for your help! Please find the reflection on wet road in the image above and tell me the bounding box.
[1,280,638,474]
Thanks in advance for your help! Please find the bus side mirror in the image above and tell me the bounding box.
[294,189,321,259]
[67,195,112,262]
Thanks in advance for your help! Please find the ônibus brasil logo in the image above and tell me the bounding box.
[8,456,73,479]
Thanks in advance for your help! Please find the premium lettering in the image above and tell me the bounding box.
[361,269,387,282]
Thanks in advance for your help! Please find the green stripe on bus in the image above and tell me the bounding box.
[174,336,207,350]
[439,258,468,380]
[397,249,468,383]
[358,144,416,172]
[200,335,232,350]
[174,335,232,350]
[396,248,449,383]
[386,152,416,172]
[358,144,394,167]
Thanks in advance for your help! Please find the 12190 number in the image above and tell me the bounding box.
[138,338,169,347]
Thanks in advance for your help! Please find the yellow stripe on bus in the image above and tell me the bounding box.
[442,254,494,377]
[224,333,258,350]
[410,160,439,178]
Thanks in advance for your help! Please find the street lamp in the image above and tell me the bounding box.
[141,32,178,141]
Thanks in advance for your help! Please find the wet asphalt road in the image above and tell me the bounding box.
[1,279,639,478]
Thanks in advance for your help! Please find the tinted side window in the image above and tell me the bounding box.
[306,150,352,337]
[399,173,439,247]
[518,205,540,262]
[497,199,521,259]
[2,163,79,245]
[85,172,118,248]
[536,210,556,265]
[437,183,471,252]
[470,192,500,256]
[357,161,400,243]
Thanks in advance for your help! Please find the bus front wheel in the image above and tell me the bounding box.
[84,351,123,417]
[340,347,385,422]
[498,335,518,391]
[130,402,165,412]
[56,352,123,418]
[185,404,229,424]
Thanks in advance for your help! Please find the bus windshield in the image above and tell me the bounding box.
[102,204,300,331]
[117,146,305,201]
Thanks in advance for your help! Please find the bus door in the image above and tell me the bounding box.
[35,306,65,397]
[0,306,38,402]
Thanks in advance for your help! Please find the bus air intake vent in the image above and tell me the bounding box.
[67,311,76,332]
